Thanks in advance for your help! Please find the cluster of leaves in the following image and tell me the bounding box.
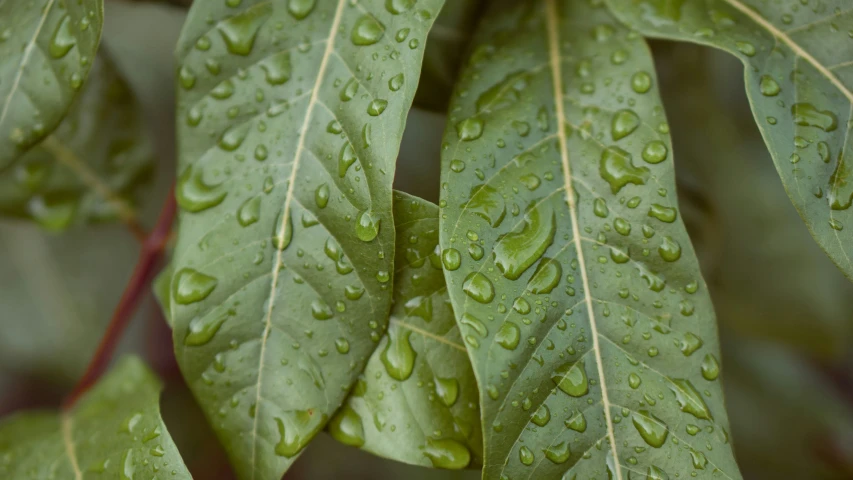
[0,0,851,479]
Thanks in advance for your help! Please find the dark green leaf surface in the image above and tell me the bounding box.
[0,356,190,479]
[170,1,443,478]
[439,1,741,478]
[0,54,153,230]
[332,191,482,468]
[0,0,103,168]
[606,0,853,280]
[414,0,483,111]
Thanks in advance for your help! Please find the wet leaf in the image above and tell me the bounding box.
[439,1,741,478]
[0,356,190,479]
[414,0,484,112]
[0,54,153,230]
[606,0,853,280]
[0,0,103,168]
[332,191,482,468]
[169,1,444,478]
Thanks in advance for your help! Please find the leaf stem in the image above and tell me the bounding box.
[62,185,176,410]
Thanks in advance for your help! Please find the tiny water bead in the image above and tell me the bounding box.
[173,268,218,305]
[351,15,385,46]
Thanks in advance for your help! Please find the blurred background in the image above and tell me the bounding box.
[0,1,852,479]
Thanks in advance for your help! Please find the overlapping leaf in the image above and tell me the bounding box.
[605,0,853,280]
[0,356,190,479]
[439,0,741,478]
[0,54,153,230]
[169,1,443,478]
[332,191,482,468]
[0,0,103,167]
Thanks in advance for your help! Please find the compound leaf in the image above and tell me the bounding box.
[170,1,443,478]
[0,0,103,168]
[0,54,153,230]
[439,1,741,478]
[605,0,853,280]
[331,191,482,468]
[0,356,190,479]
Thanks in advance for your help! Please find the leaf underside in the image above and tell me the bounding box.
[332,191,483,469]
[606,0,853,280]
[0,54,153,230]
[439,0,741,479]
[0,357,190,479]
[0,0,104,168]
[169,1,443,478]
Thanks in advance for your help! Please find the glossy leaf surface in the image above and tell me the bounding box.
[0,356,190,479]
[170,1,443,478]
[439,0,741,478]
[0,54,153,230]
[0,0,103,168]
[333,191,482,468]
[606,0,853,280]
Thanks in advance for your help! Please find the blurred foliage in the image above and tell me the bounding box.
[0,2,851,480]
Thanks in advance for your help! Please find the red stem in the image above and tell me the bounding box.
[62,186,177,410]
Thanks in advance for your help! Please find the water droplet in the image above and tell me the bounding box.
[532,404,551,427]
[629,373,642,389]
[648,204,677,223]
[261,52,292,85]
[759,75,780,96]
[669,378,713,420]
[238,195,262,226]
[218,6,269,55]
[442,248,461,270]
[791,103,838,132]
[367,99,388,116]
[611,109,640,140]
[456,117,484,141]
[287,0,316,19]
[315,183,330,208]
[544,441,571,464]
[173,268,217,304]
[352,15,385,45]
[176,165,227,212]
[493,203,555,279]
[435,377,459,407]
[388,73,404,91]
[658,236,681,261]
[338,142,357,177]
[50,15,76,58]
[381,327,416,380]
[423,438,471,469]
[642,140,668,164]
[735,41,756,56]
[552,361,588,397]
[518,446,534,466]
[631,71,652,93]
[701,354,720,380]
[565,409,586,432]
[356,210,381,242]
[274,411,325,457]
[273,208,293,250]
[328,405,365,447]
[184,312,228,346]
[679,333,703,356]
[600,146,649,193]
[462,273,495,303]
[647,465,670,480]
[496,322,520,350]
[632,410,668,448]
[527,258,561,294]
[465,184,505,227]
[311,299,334,320]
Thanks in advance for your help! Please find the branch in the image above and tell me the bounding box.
[62,185,176,409]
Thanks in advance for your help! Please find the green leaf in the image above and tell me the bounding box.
[605,0,853,280]
[439,1,741,478]
[170,1,444,478]
[331,191,482,468]
[154,262,174,328]
[0,356,191,479]
[414,0,484,111]
[0,54,154,230]
[0,0,104,168]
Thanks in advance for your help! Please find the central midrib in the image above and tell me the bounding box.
[60,413,82,480]
[249,1,348,477]
[544,0,622,478]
